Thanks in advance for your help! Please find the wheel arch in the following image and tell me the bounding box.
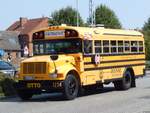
[67,70,81,86]
[124,67,135,78]
[124,67,136,87]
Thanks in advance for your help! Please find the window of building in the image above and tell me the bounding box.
[94,40,102,53]
[84,40,93,54]
[103,40,109,53]
[131,41,138,52]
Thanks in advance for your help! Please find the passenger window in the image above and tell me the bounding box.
[131,41,138,52]
[84,40,93,54]
[139,41,143,52]
[94,40,102,53]
[39,44,44,54]
[118,41,123,53]
[34,44,44,55]
[103,40,109,53]
[34,44,39,54]
[124,41,130,52]
[111,41,117,53]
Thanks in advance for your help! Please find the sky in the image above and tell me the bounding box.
[0,0,150,30]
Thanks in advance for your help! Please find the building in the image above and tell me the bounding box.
[7,17,49,56]
[0,31,21,66]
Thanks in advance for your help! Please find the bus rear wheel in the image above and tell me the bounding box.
[63,74,79,100]
[114,70,132,90]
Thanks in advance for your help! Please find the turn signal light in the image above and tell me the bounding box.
[57,74,64,78]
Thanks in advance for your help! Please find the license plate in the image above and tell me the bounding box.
[27,83,41,88]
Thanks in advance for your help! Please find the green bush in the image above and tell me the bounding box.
[146,61,150,69]
[0,86,3,94]
[0,73,16,97]
[0,73,5,94]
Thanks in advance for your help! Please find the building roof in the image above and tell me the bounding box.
[0,31,20,51]
[7,17,49,34]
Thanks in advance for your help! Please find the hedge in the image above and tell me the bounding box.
[0,73,16,97]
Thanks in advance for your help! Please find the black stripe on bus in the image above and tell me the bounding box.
[103,33,142,37]
[96,74,145,83]
[84,53,145,57]
[84,63,145,71]
[84,58,145,65]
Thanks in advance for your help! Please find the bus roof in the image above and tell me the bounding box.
[34,26,143,40]
[67,26,143,37]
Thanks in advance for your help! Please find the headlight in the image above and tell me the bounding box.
[49,73,57,78]
[24,76,35,80]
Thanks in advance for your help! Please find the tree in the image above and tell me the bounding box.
[50,6,84,26]
[142,17,150,60]
[48,18,59,26]
[95,5,122,29]
[143,18,150,35]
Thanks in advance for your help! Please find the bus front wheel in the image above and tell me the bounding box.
[114,70,132,90]
[63,74,79,100]
[17,90,33,100]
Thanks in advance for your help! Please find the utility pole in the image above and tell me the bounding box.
[76,0,79,26]
[89,0,95,26]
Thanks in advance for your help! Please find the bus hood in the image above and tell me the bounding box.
[21,55,76,75]
[22,56,51,63]
[21,55,75,63]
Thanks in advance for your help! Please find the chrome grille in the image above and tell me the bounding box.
[23,62,47,74]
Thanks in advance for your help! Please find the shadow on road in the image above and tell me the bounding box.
[0,86,116,102]
[80,86,115,97]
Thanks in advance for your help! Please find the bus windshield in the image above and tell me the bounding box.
[33,38,82,55]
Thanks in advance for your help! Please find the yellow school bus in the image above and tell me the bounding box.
[15,25,145,100]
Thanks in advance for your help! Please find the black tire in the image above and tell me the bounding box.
[17,91,33,100]
[114,70,132,90]
[63,74,79,100]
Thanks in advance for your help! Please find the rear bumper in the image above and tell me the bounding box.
[14,80,64,93]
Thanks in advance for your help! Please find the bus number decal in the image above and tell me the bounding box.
[111,68,121,76]
[27,83,41,88]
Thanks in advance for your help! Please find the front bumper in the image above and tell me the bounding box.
[15,80,64,93]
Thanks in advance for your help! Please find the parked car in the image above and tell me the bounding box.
[0,60,16,78]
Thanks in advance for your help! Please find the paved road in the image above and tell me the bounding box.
[0,75,150,113]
